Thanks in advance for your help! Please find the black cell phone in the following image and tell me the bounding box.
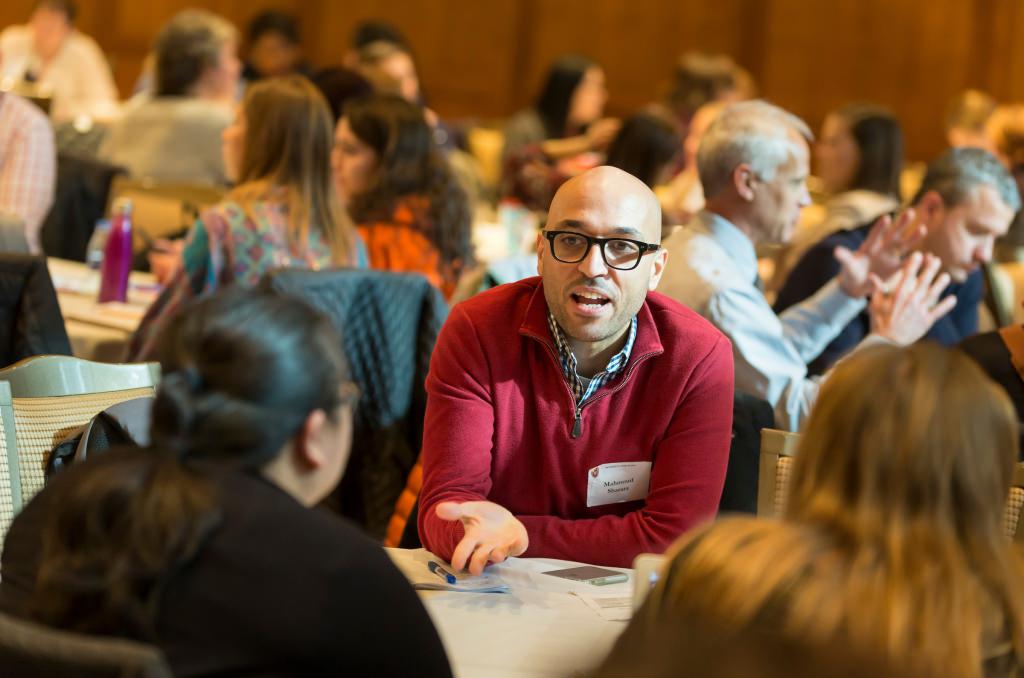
[541,565,629,586]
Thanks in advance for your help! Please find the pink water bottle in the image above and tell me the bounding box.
[98,198,133,303]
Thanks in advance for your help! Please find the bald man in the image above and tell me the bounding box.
[418,167,733,572]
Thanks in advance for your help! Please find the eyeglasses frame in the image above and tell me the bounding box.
[542,229,661,271]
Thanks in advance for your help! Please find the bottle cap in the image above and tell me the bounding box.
[112,197,133,215]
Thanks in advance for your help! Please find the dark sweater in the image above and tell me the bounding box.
[775,222,982,376]
[1,465,452,678]
[959,330,1024,459]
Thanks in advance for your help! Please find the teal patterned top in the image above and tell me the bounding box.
[127,199,365,360]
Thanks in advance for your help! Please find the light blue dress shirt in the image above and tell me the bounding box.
[658,210,878,431]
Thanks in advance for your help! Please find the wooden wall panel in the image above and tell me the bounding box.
[1,0,1023,160]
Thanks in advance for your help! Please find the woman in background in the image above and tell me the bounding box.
[333,93,471,298]
[128,75,362,359]
[604,111,682,191]
[501,54,620,176]
[505,108,681,214]
[771,103,904,289]
[613,344,1024,678]
[1,287,452,677]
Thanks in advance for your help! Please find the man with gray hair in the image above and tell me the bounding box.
[776,146,1020,375]
[658,100,956,431]
[99,9,240,184]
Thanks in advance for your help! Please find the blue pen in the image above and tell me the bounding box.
[428,560,457,584]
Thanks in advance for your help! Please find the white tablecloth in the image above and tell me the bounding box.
[387,548,632,678]
[47,258,160,361]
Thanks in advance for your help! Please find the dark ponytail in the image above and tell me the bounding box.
[30,287,351,639]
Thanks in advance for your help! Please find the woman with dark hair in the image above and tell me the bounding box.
[128,75,363,359]
[771,102,904,288]
[333,93,472,297]
[0,287,452,676]
[605,111,682,189]
[241,9,312,82]
[501,54,620,168]
[311,65,373,123]
[501,109,681,214]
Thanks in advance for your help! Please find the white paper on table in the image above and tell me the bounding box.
[570,592,633,622]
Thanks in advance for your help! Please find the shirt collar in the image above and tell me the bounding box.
[694,209,759,280]
[547,311,637,384]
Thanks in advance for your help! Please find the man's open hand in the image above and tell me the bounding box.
[435,501,529,575]
[869,252,957,344]
[836,209,926,298]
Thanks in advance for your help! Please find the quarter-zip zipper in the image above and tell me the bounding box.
[522,330,662,439]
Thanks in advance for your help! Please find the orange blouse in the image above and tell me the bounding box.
[356,200,458,299]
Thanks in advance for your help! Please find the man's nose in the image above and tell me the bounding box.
[799,183,812,208]
[976,238,994,264]
[577,243,609,277]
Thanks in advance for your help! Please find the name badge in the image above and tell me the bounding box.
[586,462,652,507]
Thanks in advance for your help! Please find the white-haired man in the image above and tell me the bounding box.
[658,100,955,430]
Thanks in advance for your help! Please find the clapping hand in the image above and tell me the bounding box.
[869,252,957,344]
[435,501,529,575]
[836,210,927,298]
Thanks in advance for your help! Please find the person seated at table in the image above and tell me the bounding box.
[657,100,960,431]
[510,109,683,213]
[775,146,1019,376]
[654,51,749,132]
[604,112,682,192]
[333,93,471,298]
[959,323,1024,457]
[343,19,409,70]
[311,66,373,124]
[768,103,904,293]
[418,166,734,573]
[99,9,240,185]
[0,287,452,677]
[0,84,56,254]
[598,520,941,678]
[501,54,620,195]
[947,89,998,151]
[0,0,119,122]
[655,100,728,231]
[127,75,363,360]
[612,343,1024,677]
[241,10,312,83]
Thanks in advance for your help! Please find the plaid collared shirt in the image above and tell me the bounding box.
[547,311,637,408]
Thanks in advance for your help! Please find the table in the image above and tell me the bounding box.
[47,258,160,362]
[387,548,632,678]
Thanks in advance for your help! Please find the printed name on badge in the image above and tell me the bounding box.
[586,461,652,507]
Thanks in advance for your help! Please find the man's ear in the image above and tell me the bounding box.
[648,248,669,290]
[916,190,945,230]
[734,164,756,201]
[293,409,329,470]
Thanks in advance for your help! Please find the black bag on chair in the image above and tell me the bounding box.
[0,253,71,367]
[46,396,153,479]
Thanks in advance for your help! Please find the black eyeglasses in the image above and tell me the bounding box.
[543,230,661,271]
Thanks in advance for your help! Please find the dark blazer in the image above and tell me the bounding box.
[0,254,71,367]
[959,330,1024,458]
[775,222,982,376]
[1,462,453,678]
[40,153,124,262]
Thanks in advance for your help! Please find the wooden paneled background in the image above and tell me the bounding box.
[3,0,1024,161]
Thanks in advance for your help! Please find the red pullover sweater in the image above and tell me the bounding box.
[418,277,734,567]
